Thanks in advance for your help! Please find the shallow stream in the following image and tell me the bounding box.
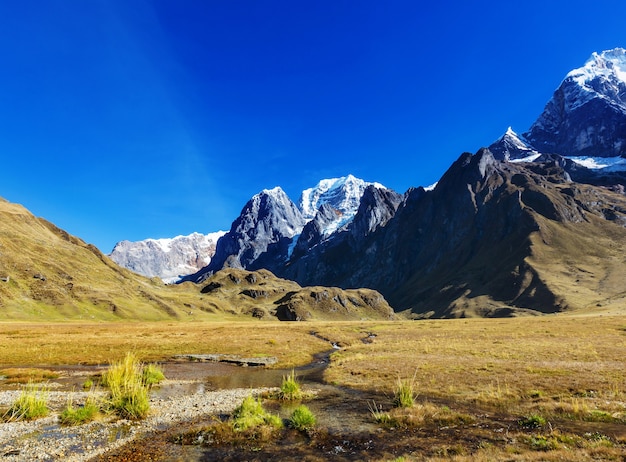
[2,348,393,461]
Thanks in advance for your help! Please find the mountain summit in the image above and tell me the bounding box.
[524,48,626,159]
[299,174,385,222]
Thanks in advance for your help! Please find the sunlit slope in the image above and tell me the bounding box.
[0,198,223,321]
[194,268,396,321]
[525,207,626,314]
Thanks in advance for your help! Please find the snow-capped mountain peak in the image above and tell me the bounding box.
[298,174,385,222]
[488,127,541,161]
[557,48,626,112]
[523,48,626,159]
[109,231,226,283]
[567,48,626,88]
[262,186,286,198]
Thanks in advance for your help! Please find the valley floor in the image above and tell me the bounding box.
[0,313,625,460]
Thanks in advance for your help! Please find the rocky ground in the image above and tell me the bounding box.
[0,384,273,461]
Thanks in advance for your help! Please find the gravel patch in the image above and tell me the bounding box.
[0,382,275,461]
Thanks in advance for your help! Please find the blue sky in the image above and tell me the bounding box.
[1,0,625,252]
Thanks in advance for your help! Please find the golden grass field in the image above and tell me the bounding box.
[1,314,625,460]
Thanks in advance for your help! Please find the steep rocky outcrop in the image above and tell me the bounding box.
[183,187,305,283]
[283,185,405,289]
[290,203,342,260]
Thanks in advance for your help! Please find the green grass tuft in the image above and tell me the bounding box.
[3,383,49,421]
[141,363,165,387]
[59,394,101,426]
[518,414,547,428]
[101,352,155,420]
[232,395,283,432]
[279,370,302,401]
[289,404,316,431]
[392,374,417,408]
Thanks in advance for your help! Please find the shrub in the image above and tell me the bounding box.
[279,370,302,401]
[289,404,316,431]
[3,383,49,421]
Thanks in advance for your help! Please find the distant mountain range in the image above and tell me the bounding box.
[113,48,626,317]
[109,231,226,283]
[112,175,383,282]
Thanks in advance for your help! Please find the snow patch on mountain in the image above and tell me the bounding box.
[568,156,626,171]
[109,231,226,283]
[568,48,626,88]
[298,174,385,222]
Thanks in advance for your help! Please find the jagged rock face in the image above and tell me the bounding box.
[283,185,405,286]
[183,177,389,283]
[291,203,342,260]
[109,232,225,283]
[349,186,404,236]
[289,186,403,261]
[524,48,626,158]
[185,187,305,282]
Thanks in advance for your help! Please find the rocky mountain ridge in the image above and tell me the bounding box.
[282,148,626,316]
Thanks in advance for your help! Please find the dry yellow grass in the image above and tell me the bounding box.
[0,321,332,368]
[321,316,626,402]
[1,314,624,460]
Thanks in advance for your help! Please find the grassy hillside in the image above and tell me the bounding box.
[0,198,219,321]
[196,268,396,321]
[0,198,394,322]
